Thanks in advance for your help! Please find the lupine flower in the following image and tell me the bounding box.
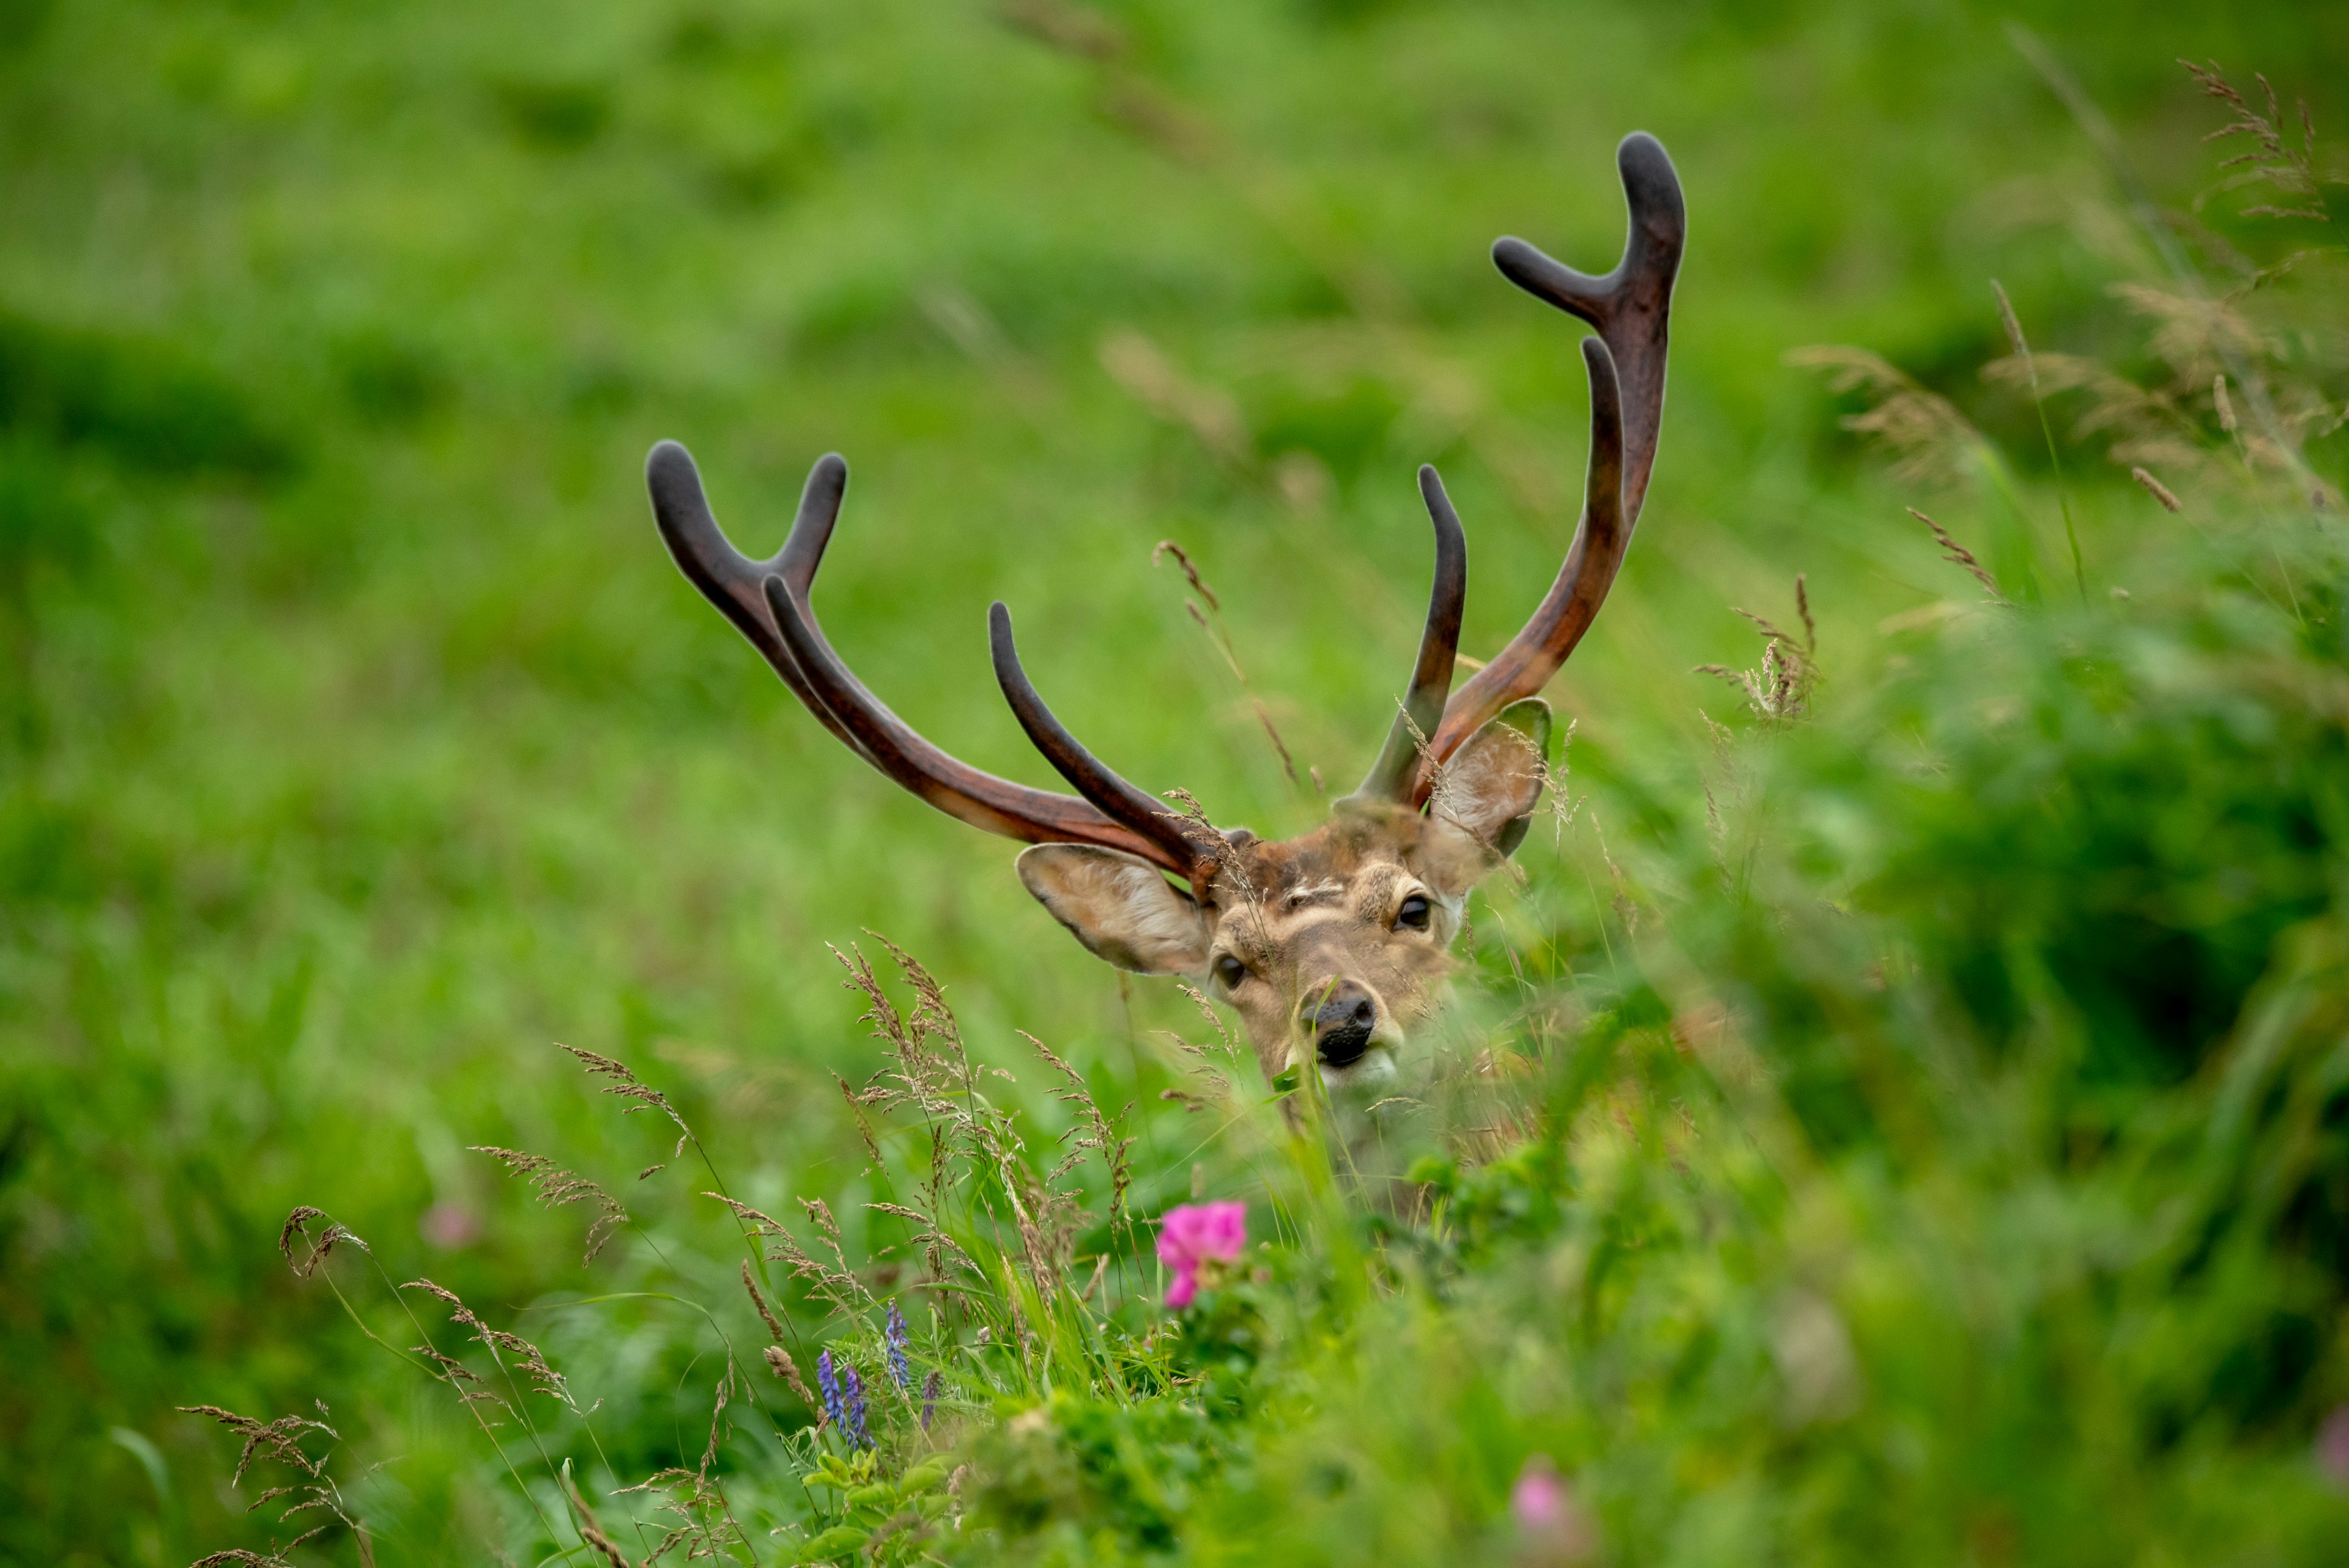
[921,1369,942,1431]
[841,1362,872,1449]
[1157,1200,1246,1309]
[816,1349,846,1430]
[885,1301,913,1390]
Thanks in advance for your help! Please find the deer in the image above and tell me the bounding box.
[645,133,1683,1101]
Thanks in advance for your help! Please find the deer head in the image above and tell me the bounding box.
[645,134,1683,1090]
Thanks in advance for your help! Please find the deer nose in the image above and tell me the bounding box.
[1301,979,1379,1069]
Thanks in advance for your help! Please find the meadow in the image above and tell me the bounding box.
[3,1,2347,1562]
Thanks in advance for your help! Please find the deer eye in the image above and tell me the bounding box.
[1395,894,1432,932]
[1212,954,1249,990]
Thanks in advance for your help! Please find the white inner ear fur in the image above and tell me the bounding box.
[1422,716,1548,894]
[1015,844,1212,975]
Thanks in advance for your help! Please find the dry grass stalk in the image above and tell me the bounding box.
[574,1523,631,1568]
[1909,508,2009,604]
[616,1465,747,1567]
[614,1367,755,1563]
[470,1145,628,1265]
[763,1345,823,1425]
[560,1470,636,1568]
[557,1042,694,1161]
[1983,346,2211,477]
[400,1276,573,1406]
[1787,346,1992,486]
[278,1206,368,1279]
[178,1403,371,1565]
[2132,466,2183,511]
[1160,786,1245,883]
[1152,538,1302,785]
[740,1258,788,1344]
[705,1192,869,1317]
[1020,1028,1135,1229]
[2183,59,2327,221]
[1175,980,1232,1047]
[1697,576,1821,726]
[1152,539,1220,612]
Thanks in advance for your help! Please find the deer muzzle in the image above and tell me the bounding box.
[1301,979,1382,1069]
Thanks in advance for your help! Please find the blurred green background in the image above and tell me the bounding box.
[3,0,2346,1561]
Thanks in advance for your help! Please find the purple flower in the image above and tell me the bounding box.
[841,1361,871,1449]
[816,1349,845,1430]
[1157,1200,1246,1309]
[885,1301,912,1390]
[921,1369,942,1430]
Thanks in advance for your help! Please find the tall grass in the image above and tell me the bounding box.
[165,58,2349,1564]
[8,4,2349,1562]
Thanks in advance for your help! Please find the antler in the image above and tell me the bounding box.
[647,440,1196,876]
[988,603,1209,872]
[1409,131,1685,800]
[1346,464,1467,804]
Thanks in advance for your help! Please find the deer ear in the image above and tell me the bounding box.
[1421,699,1552,893]
[1016,844,1212,975]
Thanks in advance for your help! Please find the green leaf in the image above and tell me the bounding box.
[1406,1155,1458,1190]
[799,1524,870,1562]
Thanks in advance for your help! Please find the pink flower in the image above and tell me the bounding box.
[1512,1454,1595,1562]
[1510,1459,1568,1533]
[419,1202,478,1250]
[1157,1200,1245,1308]
[2319,1404,2349,1489]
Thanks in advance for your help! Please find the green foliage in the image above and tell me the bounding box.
[6,1,2349,1564]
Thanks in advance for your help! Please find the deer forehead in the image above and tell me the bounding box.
[1205,837,1422,963]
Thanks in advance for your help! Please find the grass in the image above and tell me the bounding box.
[3,1,2348,1562]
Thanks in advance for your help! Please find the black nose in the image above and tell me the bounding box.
[1301,980,1379,1068]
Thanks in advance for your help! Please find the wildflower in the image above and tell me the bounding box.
[817,1350,845,1430]
[1156,1200,1245,1309]
[2320,1404,2349,1489]
[1511,1454,1595,1562]
[921,1369,941,1431]
[841,1362,872,1449]
[885,1301,912,1390]
[1510,1458,1567,1532]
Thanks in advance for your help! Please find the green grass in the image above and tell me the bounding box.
[4,1,2348,1562]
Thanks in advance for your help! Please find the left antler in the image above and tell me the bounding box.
[648,442,1208,877]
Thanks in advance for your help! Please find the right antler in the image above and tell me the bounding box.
[647,442,1204,877]
[1371,132,1683,806]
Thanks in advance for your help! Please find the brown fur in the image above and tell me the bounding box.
[1018,712,1546,1087]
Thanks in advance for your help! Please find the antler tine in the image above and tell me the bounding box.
[1419,133,1680,778]
[759,578,1183,868]
[1490,131,1682,527]
[1346,464,1466,804]
[1416,336,1624,798]
[648,440,868,759]
[650,439,1176,864]
[989,603,1207,876]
